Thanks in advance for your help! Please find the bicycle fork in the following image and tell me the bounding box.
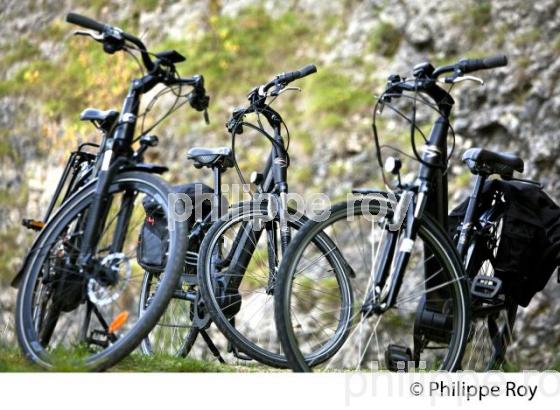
[361,188,426,315]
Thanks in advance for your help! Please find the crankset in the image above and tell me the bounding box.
[413,296,453,345]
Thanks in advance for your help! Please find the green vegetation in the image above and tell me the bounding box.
[0,38,40,73]
[305,68,372,129]
[134,0,161,13]
[469,0,492,27]
[370,21,402,58]
[513,28,542,47]
[0,346,241,372]
[451,0,493,44]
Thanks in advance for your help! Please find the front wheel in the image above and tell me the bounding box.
[197,201,352,368]
[274,198,471,372]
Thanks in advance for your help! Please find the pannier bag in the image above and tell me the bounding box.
[450,179,560,307]
[137,183,213,272]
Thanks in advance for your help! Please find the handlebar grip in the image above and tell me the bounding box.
[66,12,108,32]
[459,54,508,73]
[297,64,317,78]
[262,63,318,92]
[481,54,508,69]
[274,64,317,85]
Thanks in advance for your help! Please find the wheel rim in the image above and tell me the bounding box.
[278,201,468,372]
[17,175,184,369]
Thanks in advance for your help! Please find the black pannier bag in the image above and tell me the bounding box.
[449,179,560,307]
[137,182,213,272]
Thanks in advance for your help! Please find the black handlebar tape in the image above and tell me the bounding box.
[66,12,107,32]
[67,13,155,71]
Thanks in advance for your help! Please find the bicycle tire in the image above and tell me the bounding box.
[15,171,188,371]
[197,201,351,368]
[274,198,471,372]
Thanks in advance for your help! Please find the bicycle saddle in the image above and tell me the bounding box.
[187,147,234,169]
[80,108,119,131]
[462,148,524,177]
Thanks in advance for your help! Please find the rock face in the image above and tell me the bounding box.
[0,0,559,369]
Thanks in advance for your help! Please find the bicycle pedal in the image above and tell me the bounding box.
[86,329,116,348]
[470,275,502,300]
[385,344,412,372]
[22,218,45,231]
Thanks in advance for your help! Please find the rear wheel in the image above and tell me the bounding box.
[16,172,188,371]
[461,205,518,371]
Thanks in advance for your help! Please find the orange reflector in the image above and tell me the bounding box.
[22,219,45,231]
[31,220,45,229]
[108,311,129,333]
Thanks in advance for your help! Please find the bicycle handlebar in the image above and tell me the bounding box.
[459,54,508,73]
[66,12,107,32]
[262,64,317,92]
[66,12,155,71]
[432,54,508,77]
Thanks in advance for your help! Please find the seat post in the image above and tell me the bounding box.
[456,173,487,258]
[212,165,223,219]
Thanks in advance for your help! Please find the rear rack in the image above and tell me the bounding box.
[22,142,99,231]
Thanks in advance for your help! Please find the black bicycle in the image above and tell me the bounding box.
[273,55,531,372]
[141,66,354,367]
[12,12,209,371]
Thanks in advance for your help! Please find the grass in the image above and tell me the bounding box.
[0,346,247,372]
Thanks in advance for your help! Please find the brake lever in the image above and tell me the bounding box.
[203,109,210,125]
[73,30,103,42]
[275,86,301,96]
[455,75,484,85]
[440,75,484,86]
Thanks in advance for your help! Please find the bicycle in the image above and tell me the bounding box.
[457,174,560,370]
[141,65,354,367]
[273,55,526,372]
[12,12,209,371]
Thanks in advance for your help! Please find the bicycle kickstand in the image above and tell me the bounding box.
[199,329,226,364]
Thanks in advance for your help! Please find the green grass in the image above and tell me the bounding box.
[0,347,244,372]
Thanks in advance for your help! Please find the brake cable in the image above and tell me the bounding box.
[372,81,458,187]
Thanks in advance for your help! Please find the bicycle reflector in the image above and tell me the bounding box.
[108,311,130,333]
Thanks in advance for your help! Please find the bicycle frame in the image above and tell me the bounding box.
[220,104,290,291]
[366,80,456,312]
[76,73,170,271]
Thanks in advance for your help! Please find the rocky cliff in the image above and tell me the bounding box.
[1,0,559,368]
